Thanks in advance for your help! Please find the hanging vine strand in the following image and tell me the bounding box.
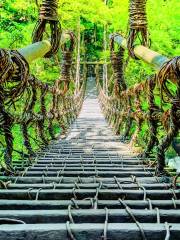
[32,0,61,57]
[157,56,180,104]
[127,0,150,58]
[0,32,86,172]
[97,55,180,176]
[0,49,29,104]
[56,32,76,95]
[155,57,180,175]
[110,35,127,95]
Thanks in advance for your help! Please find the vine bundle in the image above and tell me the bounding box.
[98,56,180,175]
[0,2,86,172]
[127,0,150,58]
[97,0,179,176]
[32,0,61,57]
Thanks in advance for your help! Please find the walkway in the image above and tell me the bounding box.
[0,78,179,239]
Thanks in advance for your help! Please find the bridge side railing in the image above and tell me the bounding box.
[0,38,86,174]
[0,1,87,173]
[97,0,179,176]
[97,33,179,176]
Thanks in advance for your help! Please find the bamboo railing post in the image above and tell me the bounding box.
[18,40,51,64]
[110,34,169,70]
[18,33,71,64]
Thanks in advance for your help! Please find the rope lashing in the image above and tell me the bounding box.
[99,53,179,174]
[118,198,147,240]
[22,123,35,156]
[0,49,29,167]
[156,57,180,175]
[102,207,109,240]
[164,222,171,240]
[0,30,85,167]
[66,221,76,240]
[110,35,127,95]
[0,218,26,225]
[0,110,14,167]
[68,205,75,223]
[0,49,29,103]
[141,75,160,157]
[32,0,61,57]
[127,0,150,59]
[156,56,180,104]
[0,180,11,189]
[0,49,14,84]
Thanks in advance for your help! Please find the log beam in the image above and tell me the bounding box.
[0,223,180,240]
[110,34,169,70]
[18,33,71,64]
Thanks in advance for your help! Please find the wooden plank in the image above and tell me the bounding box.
[0,223,180,240]
[19,166,154,172]
[17,171,153,177]
[0,209,180,223]
[7,183,168,190]
[0,199,179,210]
[0,189,179,200]
[0,176,162,184]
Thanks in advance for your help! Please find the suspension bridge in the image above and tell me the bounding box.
[0,0,180,239]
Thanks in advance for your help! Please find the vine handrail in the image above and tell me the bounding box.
[0,31,86,174]
[109,34,169,70]
[97,33,179,176]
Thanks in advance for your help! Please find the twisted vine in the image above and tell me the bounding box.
[127,0,150,58]
[32,0,61,57]
[0,33,86,172]
[156,57,180,175]
[110,35,127,95]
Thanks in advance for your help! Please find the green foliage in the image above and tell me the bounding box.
[1,0,179,64]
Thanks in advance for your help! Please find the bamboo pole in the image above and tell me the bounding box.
[0,199,179,210]
[0,223,180,240]
[18,33,71,64]
[110,34,169,70]
[0,209,179,223]
[18,40,51,64]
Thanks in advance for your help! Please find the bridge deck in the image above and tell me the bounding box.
[0,78,180,239]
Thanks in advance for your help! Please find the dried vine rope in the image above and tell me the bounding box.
[129,83,145,146]
[98,5,179,176]
[98,55,180,175]
[0,33,86,171]
[0,49,14,84]
[141,75,160,157]
[32,0,61,57]
[0,49,29,104]
[127,0,150,58]
[156,57,180,175]
[56,32,76,95]
[0,49,30,167]
[110,35,127,95]
[157,56,180,104]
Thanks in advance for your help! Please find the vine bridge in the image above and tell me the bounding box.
[0,0,180,239]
